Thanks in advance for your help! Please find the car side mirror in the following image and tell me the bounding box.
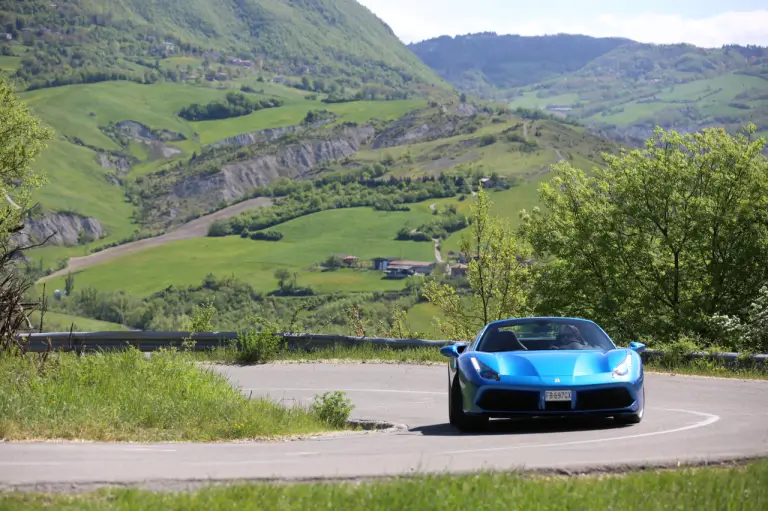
[629,342,646,353]
[440,343,467,358]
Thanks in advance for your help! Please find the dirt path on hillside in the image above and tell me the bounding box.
[433,238,443,264]
[37,197,273,283]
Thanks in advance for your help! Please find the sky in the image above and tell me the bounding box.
[357,0,768,48]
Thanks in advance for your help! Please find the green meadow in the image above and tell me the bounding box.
[38,206,440,297]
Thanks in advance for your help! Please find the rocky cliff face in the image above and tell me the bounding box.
[206,119,335,149]
[174,125,375,202]
[142,124,376,226]
[22,212,106,247]
[371,103,480,149]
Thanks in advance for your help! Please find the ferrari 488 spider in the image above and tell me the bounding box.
[439,317,646,432]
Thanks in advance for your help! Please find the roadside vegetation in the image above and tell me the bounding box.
[2,460,766,510]
[0,77,354,442]
[0,348,347,442]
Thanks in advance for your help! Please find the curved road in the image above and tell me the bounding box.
[1,363,766,492]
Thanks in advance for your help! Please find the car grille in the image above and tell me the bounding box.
[544,401,572,412]
[575,388,634,410]
[477,389,540,412]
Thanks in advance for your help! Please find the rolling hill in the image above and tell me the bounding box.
[0,4,630,335]
[0,0,445,92]
[409,33,768,141]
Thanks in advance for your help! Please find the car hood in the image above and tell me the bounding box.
[480,349,631,378]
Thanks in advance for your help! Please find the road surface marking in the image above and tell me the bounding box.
[441,409,720,455]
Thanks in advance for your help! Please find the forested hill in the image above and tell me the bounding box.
[409,33,768,142]
[408,32,768,99]
[408,32,633,96]
[0,0,444,92]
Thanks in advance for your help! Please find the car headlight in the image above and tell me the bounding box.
[612,353,632,378]
[471,357,500,381]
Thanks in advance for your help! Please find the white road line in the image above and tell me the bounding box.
[441,408,721,455]
[126,448,177,452]
[246,388,446,396]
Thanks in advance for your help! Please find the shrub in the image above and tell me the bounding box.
[208,220,232,237]
[233,319,285,364]
[249,230,283,241]
[310,391,355,428]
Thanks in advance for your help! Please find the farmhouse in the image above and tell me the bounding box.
[383,260,435,279]
[341,255,359,267]
[450,263,468,278]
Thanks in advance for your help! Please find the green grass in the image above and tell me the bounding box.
[3,459,766,509]
[192,98,425,145]
[37,206,439,296]
[26,137,139,268]
[0,55,21,71]
[405,302,445,339]
[21,81,231,151]
[0,348,335,442]
[441,178,548,254]
[26,311,131,332]
[21,80,424,152]
[509,90,585,109]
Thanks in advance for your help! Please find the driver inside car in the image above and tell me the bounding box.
[552,324,587,350]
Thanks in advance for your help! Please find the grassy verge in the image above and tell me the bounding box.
[201,343,768,379]
[644,356,768,379]
[2,460,766,509]
[0,348,340,442]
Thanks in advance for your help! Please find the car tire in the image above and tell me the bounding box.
[449,373,488,433]
[614,387,644,425]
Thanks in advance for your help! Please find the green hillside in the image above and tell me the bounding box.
[408,32,631,96]
[2,7,634,335]
[0,0,445,92]
[409,34,768,139]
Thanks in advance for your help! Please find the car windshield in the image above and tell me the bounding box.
[475,319,616,353]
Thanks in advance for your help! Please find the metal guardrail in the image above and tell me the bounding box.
[15,331,452,353]
[13,331,768,366]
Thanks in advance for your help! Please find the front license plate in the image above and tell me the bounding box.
[545,390,572,402]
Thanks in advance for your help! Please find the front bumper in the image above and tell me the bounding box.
[462,378,643,418]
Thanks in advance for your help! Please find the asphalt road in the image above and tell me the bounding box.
[1,363,767,492]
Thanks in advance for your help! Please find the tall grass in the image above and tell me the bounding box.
[2,460,766,510]
[0,348,336,442]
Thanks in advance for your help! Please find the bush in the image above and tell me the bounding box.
[310,391,355,428]
[708,285,768,353]
[178,92,283,121]
[250,230,283,241]
[208,220,232,237]
[233,319,285,364]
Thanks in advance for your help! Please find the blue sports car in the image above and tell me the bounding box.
[439,317,646,432]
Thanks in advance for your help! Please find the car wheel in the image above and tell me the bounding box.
[615,387,644,425]
[449,374,488,433]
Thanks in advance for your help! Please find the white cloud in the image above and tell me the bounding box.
[358,2,768,47]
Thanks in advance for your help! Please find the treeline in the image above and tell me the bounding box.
[178,92,283,121]
[208,166,499,238]
[45,273,427,335]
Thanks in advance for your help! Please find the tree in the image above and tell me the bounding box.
[521,124,768,343]
[64,272,75,296]
[0,78,53,351]
[423,186,534,340]
[274,269,291,291]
